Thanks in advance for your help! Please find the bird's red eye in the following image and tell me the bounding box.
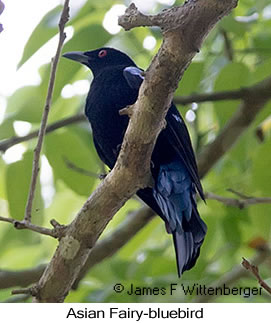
[98,49,107,58]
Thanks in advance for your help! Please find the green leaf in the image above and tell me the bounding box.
[44,180,86,226]
[0,117,15,140]
[214,62,250,127]
[6,86,45,123]
[253,58,271,83]
[221,209,242,253]
[248,204,271,239]
[0,157,6,198]
[5,151,43,221]
[18,6,62,68]
[219,15,247,37]
[251,140,271,195]
[45,128,97,196]
[253,33,271,58]
[176,62,204,96]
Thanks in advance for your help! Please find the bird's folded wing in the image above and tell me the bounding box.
[123,66,204,201]
[123,66,144,89]
[165,105,204,201]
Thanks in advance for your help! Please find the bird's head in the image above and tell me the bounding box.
[63,47,136,76]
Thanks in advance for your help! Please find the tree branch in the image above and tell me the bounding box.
[63,157,100,178]
[205,192,271,209]
[198,76,271,178]
[24,0,70,223]
[0,114,85,153]
[0,265,46,290]
[119,1,236,35]
[0,216,66,238]
[242,258,271,295]
[0,207,154,290]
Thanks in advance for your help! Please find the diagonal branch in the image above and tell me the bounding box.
[198,76,271,178]
[24,0,70,223]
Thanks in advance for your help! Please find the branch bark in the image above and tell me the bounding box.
[0,216,66,238]
[32,0,238,302]
[24,0,70,223]
[0,265,46,290]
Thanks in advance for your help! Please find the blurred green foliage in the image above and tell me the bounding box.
[0,0,271,303]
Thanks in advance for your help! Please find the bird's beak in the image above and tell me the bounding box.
[62,51,89,64]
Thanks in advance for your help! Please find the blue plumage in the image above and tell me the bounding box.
[153,160,206,275]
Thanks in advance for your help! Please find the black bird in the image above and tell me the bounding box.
[63,47,207,277]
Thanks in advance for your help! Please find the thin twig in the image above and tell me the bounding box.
[227,188,252,199]
[24,0,70,223]
[0,216,65,238]
[11,288,33,296]
[221,28,234,61]
[0,114,85,153]
[242,258,271,295]
[194,248,271,302]
[63,157,100,178]
[205,192,271,209]
[119,106,133,117]
[12,285,39,297]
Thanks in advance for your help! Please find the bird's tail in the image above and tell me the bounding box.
[172,198,206,277]
[153,161,207,277]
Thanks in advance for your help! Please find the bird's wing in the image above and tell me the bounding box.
[123,66,144,89]
[123,66,204,200]
[165,104,204,200]
[93,136,114,169]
